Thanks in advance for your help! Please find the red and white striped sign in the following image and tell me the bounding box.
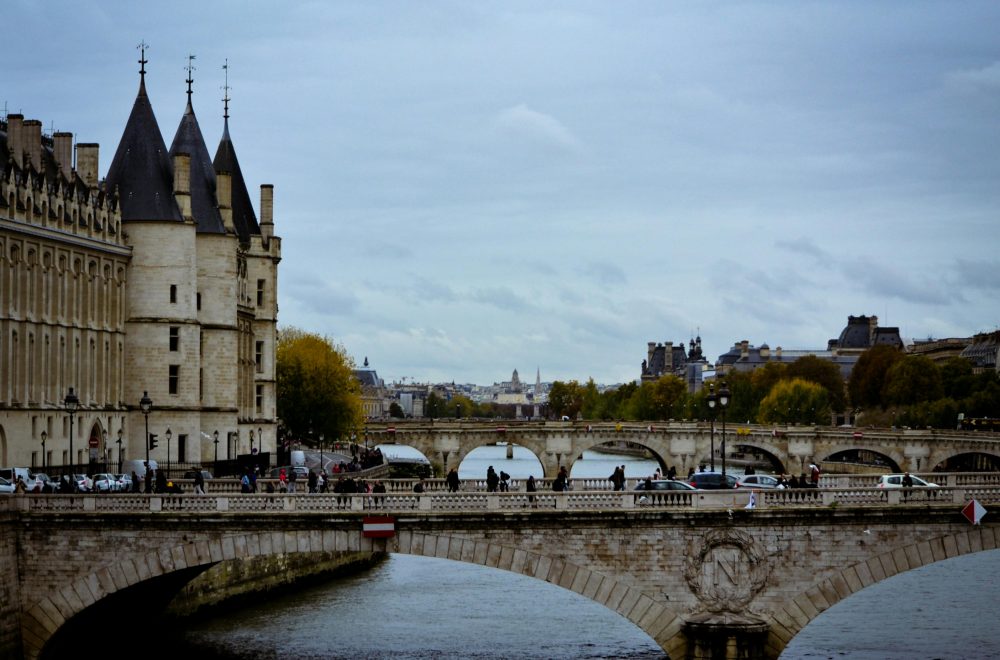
[363,516,395,538]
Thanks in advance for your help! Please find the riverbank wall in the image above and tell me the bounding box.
[165,550,384,619]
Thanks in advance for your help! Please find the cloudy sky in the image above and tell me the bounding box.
[6,1,999,385]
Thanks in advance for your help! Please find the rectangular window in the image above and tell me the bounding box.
[255,385,263,412]
[255,341,264,373]
[169,365,179,394]
[170,284,177,303]
[178,434,187,463]
[196,293,201,310]
[257,279,265,307]
[169,327,179,352]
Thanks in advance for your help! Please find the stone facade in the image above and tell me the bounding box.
[0,60,280,472]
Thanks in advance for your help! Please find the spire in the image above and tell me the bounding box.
[170,54,225,234]
[213,59,260,243]
[106,45,183,222]
[185,54,196,110]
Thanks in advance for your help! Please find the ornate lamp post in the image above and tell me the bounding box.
[116,428,123,466]
[719,381,731,483]
[41,430,47,470]
[165,428,172,478]
[319,433,325,474]
[706,383,717,472]
[213,430,219,474]
[140,391,153,466]
[64,387,79,477]
[232,429,239,459]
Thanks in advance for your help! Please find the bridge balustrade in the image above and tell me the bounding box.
[11,485,998,515]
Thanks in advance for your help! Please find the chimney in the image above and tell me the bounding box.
[76,143,100,187]
[217,171,234,233]
[775,346,782,359]
[260,184,274,240]
[53,132,73,177]
[23,120,43,171]
[740,340,750,358]
[664,342,673,370]
[7,114,24,168]
[647,342,656,364]
[760,344,770,359]
[173,153,191,219]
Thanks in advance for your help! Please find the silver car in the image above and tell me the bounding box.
[736,474,783,489]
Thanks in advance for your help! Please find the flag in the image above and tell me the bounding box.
[745,490,756,510]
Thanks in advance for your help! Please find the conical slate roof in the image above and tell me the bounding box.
[213,118,260,243]
[105,76,183,222]
[169,97,225,234]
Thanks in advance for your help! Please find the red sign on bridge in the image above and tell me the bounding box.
[363,516,396,538]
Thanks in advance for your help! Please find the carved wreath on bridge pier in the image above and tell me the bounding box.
[684,529,770,613]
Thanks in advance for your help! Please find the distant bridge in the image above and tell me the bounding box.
[362,420,1000,477]
[2,486,998,659]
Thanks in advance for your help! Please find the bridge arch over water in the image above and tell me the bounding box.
[6,496,998,659]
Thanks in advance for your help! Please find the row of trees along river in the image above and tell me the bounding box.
[277,330,1000,448]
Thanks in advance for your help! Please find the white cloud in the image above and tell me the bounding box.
[494,103,583,152]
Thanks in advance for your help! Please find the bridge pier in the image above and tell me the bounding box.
[683,613,770,659]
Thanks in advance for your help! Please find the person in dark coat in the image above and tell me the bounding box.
[446,468,460,492]
[486,466,499,492]
[308,470,318,493]
[155,469,167,494]
[526,475,537,505]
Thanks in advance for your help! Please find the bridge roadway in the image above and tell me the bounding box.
[2,485,999,659]
[362,420,1000,477]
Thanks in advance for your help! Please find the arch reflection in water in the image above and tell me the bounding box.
[176,554,665,659]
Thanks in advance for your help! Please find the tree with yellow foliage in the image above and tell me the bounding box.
[276,327,364,445]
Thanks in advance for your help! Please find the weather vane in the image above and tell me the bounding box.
[185,54,197,99]
[137,40,148,79]
[222,58,231,120]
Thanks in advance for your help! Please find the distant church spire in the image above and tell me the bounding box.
[137,40,148,82]
[221,58,231,121]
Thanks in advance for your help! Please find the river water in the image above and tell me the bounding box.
[122,444,1000,658]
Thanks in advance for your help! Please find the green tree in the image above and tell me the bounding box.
[452,395,475,418]
[787,354,847,413]
[424,392,447,418]
[649,375,688,420]
[580,379,601,419]
[548,381,583,419]
[276,327,363,443]
[758,378,831,425]
[848,345,903,410]
[388,402,405,418]
[883,355,943,406]
[940,357,975,400]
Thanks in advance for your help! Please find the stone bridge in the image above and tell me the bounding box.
[2,488,998,659]
[363,420,1000,477]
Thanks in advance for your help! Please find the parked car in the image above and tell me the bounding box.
[635,479,697,491]
[0,476,15,494]
[60,474,92,493]
[736,474,783,489]
[876,474,938,488]
[31,473,60,493]
[115,473,133,491]
[688,472,739,490]
[91,473,119,493]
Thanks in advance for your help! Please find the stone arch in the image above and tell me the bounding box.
[929,449,1000,472]
[572,435,671,475]
[764,528,999,657]
[394,529,687,657]
[451,433,548,475]
[818,445,903,472]
[724,439,787,473]
[20,527,688,660]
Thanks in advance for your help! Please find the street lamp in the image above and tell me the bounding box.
[707,383,717,471]
[213,430,219,474]
[116,428,123,466]
[232,429,239,459]
[249,429,255,455]
[165,428,172,477]
[64,387,79,477]
[41,430,47,470]
[103,430,109,470]
[140,391,153,466]
[258,427,262,453]
[319,433,325,473]
[719,381,731,483]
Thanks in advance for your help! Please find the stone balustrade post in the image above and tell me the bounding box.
[555,494,569,510]
[951,488,965,504]
[83,498,96,512]
[821,490,835,506]
[352,495,364,511]
[886,490,901,505]
[621,493,634,509]
[486,494,499,510]
[419,495,432,511]
[283,496,296,511]
[149,497,162,512]
[217,497,229,511]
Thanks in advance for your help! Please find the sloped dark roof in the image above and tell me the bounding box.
[353,370,382,388]
[169,98,225,234]
[105,77,183,222]
[213,118,260,244]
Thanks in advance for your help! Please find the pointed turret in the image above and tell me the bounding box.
[168,56,225,234]
[212,73,260,244]
[105,47,183,222]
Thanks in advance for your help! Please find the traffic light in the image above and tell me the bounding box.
[148,433,158,450]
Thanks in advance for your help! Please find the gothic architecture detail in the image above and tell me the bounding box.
[0,54,280,471]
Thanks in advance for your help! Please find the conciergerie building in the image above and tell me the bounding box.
[0,53,280,472]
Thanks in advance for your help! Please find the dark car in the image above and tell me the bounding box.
[635,479,697,491]
[688,472,738,489]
